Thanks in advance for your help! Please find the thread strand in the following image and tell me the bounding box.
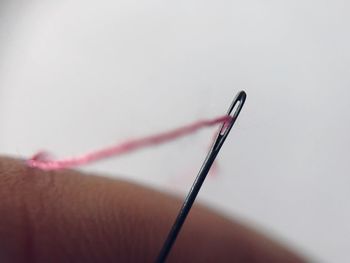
[27,115,232,170]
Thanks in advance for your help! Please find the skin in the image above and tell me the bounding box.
[0,156,306,262]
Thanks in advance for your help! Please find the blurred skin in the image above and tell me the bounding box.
[0,156,306,262]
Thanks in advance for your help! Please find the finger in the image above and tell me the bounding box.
[0,156,306,262]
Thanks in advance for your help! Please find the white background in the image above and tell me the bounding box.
[1,1,350,262]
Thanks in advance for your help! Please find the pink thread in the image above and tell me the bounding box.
[27,115,232,171]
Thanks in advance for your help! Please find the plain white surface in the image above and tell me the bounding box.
[1,1,350,261]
